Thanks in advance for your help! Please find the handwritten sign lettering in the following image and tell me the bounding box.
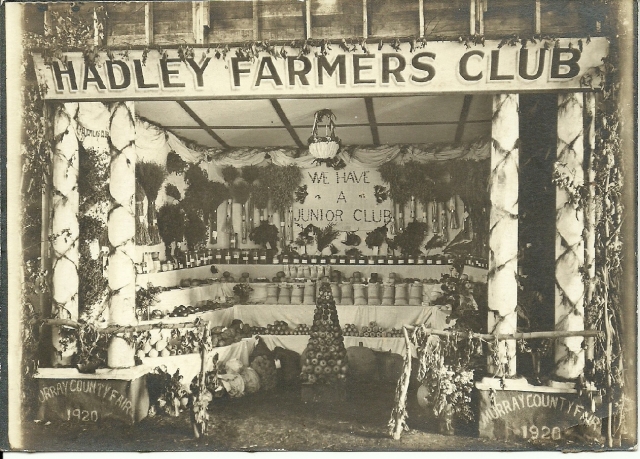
[477,388,603,441]
[293,166,392,232]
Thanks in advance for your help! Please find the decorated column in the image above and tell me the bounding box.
[107,101,137,368]
[487,94,519,377]
[554,93,585,380]
[51,103,80,366]
[584,93,598,362]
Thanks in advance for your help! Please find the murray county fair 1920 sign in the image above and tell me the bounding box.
[32,38,609,100]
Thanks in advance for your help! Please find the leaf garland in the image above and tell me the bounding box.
[78,215,108,315]
[78,146,109,215]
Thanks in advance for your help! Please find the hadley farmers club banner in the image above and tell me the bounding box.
[32,38,609,100]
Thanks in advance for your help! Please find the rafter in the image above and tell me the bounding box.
[454,95,473,145]
[176,101,230,149]
[364,97,380,145]
[270,99,305,148]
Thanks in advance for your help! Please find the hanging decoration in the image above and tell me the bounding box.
[157,203,186,260]
[164,183,182,203]
[135,181,151,245]
[166,151,189,175]
[308,109,340,161]
[136,161,168,245]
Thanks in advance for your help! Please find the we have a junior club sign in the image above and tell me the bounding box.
[293,166,392,233]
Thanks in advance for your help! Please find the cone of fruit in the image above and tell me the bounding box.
[300,282,348,385]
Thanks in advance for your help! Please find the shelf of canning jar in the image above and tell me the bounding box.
[137,261,488,289]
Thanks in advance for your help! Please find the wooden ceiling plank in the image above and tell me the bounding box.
[177,100,230,149]
[454,95,473,145]
[270,99,306,148]
[364,97,380,145]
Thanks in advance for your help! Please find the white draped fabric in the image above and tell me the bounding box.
[135,118,490,169]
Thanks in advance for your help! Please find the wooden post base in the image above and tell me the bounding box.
[476,380,604,442]
[34,366,150,424]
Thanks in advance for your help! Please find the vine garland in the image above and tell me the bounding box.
[20,4,628,444]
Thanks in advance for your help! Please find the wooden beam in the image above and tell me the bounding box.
[252,0,260,40]
[470,0,476,35]
[364,97,380,145]
[157,119,492,131]
[418,0,425,38]
[454,95,473,144]
[145,2,154,45]
[270,99,305,148]
[177,101,230,149]
[534,0,541,34]
[305,0,312,39]
[362,0,368,38]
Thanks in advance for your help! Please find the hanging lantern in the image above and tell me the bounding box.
[308,109,340,159]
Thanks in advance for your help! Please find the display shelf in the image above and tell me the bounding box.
[138,303,451,334]
[138,263,488,289]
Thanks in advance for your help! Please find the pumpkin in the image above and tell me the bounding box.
[218,373,245,398]
[346,346,378,381]
[240,367,261,394]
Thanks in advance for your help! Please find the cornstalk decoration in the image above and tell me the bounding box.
[50,103,80,366]
[106,101,137,368]
[553,92,585,380]
[388,326,412,439]
[487,94,519,377]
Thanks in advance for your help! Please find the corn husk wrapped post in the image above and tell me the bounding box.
[487,94,519,377]
[51,103,80,365]
[230,180,251,244]
[241,166,262,233]
[553,93,585,379]
[207,182,229,244]
[136,161,167,246]
[107,101,137,368]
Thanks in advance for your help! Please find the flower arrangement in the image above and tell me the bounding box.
[233,283,253,304]
[419,350,474,426]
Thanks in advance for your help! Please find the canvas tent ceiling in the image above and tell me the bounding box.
[136,94,491,149]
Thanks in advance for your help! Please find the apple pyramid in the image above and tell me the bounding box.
[300,282,349,384]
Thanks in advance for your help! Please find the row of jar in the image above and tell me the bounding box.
[152,251,487,272]
[244,281,442,306]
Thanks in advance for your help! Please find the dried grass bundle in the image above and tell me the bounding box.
[221,165,240,184]
[136,161,168,245]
